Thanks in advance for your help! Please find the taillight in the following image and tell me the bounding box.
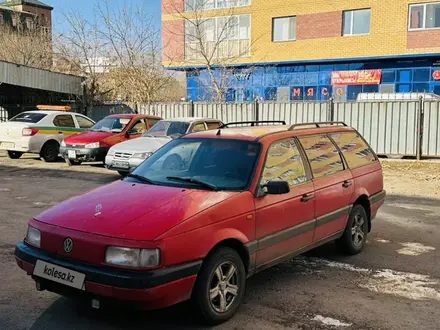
[22,128,39,136]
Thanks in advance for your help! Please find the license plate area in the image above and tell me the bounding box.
[67,150,76,159]
[33,260,85,290]
[113,160,129,169]
[0,142,15,149]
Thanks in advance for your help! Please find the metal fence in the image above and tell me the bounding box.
[138,98,440,158]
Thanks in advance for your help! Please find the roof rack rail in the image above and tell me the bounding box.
[219,120,286,128]
[288,121,348,131]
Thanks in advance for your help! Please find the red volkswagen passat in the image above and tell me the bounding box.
[15,121,385,324]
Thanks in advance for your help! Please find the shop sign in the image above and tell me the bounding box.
[331,70,382,86]
[432,70,440,80]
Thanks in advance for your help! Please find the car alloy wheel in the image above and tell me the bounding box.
[209,261,239,313]
[351,213,365,247]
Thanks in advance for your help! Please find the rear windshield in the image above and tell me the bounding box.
[10,112,47,123]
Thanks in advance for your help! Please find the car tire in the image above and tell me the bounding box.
[7,151,23,159]
[192,247,246,325]
[65,158,82,166]
[336,204,368,255]
[40,141,59,163]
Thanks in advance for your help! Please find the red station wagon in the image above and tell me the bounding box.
[59,114,162,165]
[15,121,386,324]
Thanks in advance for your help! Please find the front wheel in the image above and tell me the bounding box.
[192,247,246,325]
[336,204,368,255]
[7,151,23,159]
[40,141,59,163]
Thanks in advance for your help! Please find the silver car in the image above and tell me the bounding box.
[105,117,223,175]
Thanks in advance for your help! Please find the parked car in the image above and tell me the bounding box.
[59,114,162,166]
[105,117,223,175]
[0,105,95,162]
[15,120,385,324]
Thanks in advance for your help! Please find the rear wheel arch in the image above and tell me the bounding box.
[353,194,371,232]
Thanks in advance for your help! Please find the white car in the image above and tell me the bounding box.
[105,117,223,175]
[0,106,95,162]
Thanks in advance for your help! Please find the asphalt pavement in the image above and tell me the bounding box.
[0,160,439,330]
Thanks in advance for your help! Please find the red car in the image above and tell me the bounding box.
[15,121,385,324]
[59,114,162,165]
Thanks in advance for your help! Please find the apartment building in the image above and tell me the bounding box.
[162,0,440,102]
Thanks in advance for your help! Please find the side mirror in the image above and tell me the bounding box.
[127,129,139,136]
[262,181,290,195]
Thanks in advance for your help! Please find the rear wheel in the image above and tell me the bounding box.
[336,204,368,255]
[192,247,246,325]
[7,151,23,159]
[65,158,82,166]
[40,141,59,163]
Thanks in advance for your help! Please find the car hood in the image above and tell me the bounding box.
[64,131,114,145]
[111,136,171,153]
[34,180,239,241]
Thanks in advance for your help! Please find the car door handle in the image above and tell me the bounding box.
[342,181,353,188]
[301,194,314,202]
[58,131,63,134]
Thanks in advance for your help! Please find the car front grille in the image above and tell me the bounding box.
[114,152,133,160]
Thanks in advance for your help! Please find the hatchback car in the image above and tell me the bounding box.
[59,114,162,165]
[0,106,95,162]
[105,118,223,175]
[15,121,385,324]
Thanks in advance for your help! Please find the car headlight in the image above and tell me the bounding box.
[85,142,100,148]
[132,152,153,160]
[61,140,66,147]
[105,246,160,268]
[107,149,115,156]
[26,226,41,248]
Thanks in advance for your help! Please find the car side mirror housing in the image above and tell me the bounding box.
[262,181,290,195]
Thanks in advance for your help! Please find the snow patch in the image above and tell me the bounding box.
[376,238,391,243]
[360,269,440,301]
[0,188,10,192]
[33,202,57,207]
[312,315,352,327]
[16,196,27,200]
[397,242,435,256]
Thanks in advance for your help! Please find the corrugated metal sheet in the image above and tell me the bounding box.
[423,101,440,157]
[0,60,83,95]
[259,102,327,124]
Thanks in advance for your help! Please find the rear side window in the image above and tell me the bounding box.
[191,122,206,132]
[299,135,344,179]
[75,115,94,129]
[330,132,376,168]
[53,115,75,128]
[206,121,222,130]
[10,112,47,123]
[261,138,308,187]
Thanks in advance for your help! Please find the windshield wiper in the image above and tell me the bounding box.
[166,176,219,191]
[127,173,156,185]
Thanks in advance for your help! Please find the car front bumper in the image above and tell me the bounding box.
[15,241,201,308]
[105,154,145,173]
[60,146,109,162]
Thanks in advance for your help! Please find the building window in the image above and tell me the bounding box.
[409,2,440,30]
[185,0,250,12]
[184,14,251,60]
[272,16,296,42]
[25,17,34,30]
[342,9,371,36]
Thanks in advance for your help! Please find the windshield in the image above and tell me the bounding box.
[10,112,47,123]
[91,117,131,132]
[144,121,190,137]
[128,138,261,191]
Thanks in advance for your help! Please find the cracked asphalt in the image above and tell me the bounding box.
[0,153,439,330]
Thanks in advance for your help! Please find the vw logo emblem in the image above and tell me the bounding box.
[63,238,73,253]
[95,204,102,216]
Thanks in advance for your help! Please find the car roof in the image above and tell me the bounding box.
[183,123,356,142]
[161,117,220,123]
[106,114,161,119]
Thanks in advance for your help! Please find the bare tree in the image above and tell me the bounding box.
[164,0,257,101]
[0,14,52,69]
[55,1,181,105]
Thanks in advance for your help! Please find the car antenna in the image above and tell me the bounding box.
[216,129,221,136]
